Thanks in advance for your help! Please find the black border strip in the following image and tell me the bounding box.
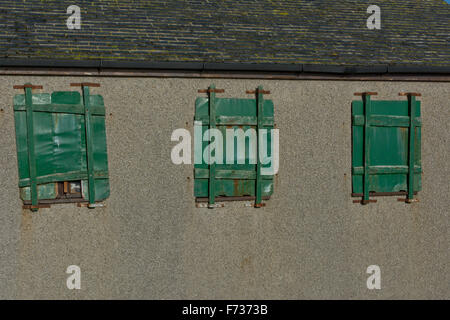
[1,59,450,74]
[0,300,444,318]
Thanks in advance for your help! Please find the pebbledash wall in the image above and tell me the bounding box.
[0,75,448,299]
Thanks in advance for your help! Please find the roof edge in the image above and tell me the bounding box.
[1,59,450,74]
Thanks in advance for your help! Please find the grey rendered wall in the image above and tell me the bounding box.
[0,76,448,299]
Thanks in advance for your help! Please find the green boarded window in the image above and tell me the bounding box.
[352,92,422,204]
[13,83,110,211]
[194,85,275,208]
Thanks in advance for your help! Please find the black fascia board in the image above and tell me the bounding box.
[388,65,450,74]
[203,62,302,72]
[303,64,388,74]
[100,60,204,70]
[0,59,101,68]
[0,59,449,74]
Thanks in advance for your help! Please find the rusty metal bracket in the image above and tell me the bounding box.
[70,82,101,88]
[77,202,105,208]
[354,92,378,96]
[245,202,267,208]
[397,198,420,203]
[246,89,270,95]
[353,200,378,204]
[198,88,224,94]
[22,204,51,209]
[399,92,421,97]
[13,84,43,90]
[254,203,267,208]
[196,202,225,208]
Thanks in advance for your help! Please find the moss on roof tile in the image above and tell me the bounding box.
[0,0,448,65]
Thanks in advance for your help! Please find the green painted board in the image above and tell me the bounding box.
[194,96,275,200]
[352,99,422,195]
[13,90,110,203]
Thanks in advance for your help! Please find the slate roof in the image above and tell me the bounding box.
[0,0,449,67]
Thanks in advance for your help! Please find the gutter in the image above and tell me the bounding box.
[1,59,450,80]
